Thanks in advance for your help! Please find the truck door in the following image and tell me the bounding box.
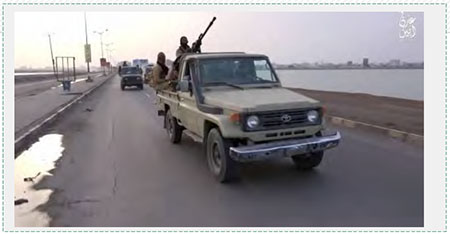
[178,62,202,136]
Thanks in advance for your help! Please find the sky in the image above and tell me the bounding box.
[14,11,423,69]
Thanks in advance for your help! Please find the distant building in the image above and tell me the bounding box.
[388,59,401,67]
[363,58,370,68]
[347,61,353,66]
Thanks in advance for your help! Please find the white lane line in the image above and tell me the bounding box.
[144,93,151,99]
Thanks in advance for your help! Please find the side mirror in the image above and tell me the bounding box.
[179,79,190,92]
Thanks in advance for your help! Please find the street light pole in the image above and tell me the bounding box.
[84,12,93,82]
[105,42,114,73]
[94,29,108,75]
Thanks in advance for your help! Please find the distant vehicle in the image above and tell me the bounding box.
[143,63,154,84]
[119,66,143,90]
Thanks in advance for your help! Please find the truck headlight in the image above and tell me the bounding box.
[246,115,260,129]
[307,110,319,123]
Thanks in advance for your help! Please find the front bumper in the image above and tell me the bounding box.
[229,131,341,162]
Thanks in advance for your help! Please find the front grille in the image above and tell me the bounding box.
[243,108,321,131]
[124,76,140,81]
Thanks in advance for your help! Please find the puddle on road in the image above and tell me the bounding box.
[14,134,64,227]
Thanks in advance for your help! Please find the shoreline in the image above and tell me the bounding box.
[289,88,423,135]
[276,67,424,71]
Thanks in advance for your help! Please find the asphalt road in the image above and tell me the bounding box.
[17,75,423,227]
[15,79,61,99]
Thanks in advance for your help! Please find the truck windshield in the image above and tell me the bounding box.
[198,57,278,86]
[121,67,141,75]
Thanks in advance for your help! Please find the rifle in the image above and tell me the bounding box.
[191,17,216,53]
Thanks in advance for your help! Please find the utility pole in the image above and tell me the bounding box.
[84,12,93,82]
[94,29,108,75]
[48,33,55,74]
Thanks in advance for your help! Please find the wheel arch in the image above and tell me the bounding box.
[203,119,219,143]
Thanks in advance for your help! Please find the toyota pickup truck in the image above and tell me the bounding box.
[156,52,341,183]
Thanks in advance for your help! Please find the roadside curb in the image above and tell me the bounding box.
[326,115,423,146]
[14,73,116,156]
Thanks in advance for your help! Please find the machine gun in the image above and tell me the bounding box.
[172,17,217,74]
[191,16,216,53]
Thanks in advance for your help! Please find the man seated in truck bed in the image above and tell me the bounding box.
[150,52,171,91]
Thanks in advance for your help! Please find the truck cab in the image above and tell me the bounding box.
[157,52,340,182]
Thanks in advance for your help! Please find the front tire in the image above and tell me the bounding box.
[206,128,239,183]
[292,151,324,170]
[121,84,125,90]
[164,109,182,144]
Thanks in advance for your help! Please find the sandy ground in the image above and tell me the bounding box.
[290,88,424,135]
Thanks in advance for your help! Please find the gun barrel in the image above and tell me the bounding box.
[199,17,216,40]
[192,17,217,53]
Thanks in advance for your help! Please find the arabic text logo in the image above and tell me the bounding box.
[399,12,416,39]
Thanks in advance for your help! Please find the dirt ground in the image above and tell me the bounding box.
[290,88,424,135]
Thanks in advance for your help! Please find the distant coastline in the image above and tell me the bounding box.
[275,67,424,70]
[273,61,424,70]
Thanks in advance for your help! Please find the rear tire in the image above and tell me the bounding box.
[206,128,239,183]
[292,151,324,170]
[165,109,182,144]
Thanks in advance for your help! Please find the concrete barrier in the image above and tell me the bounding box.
[326,115,423,146]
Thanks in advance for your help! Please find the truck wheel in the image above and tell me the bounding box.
[206,128,239,183]
[139,84,144,90]
[121,85,125,90]
[292,151,324,170]
[165,109,182,144]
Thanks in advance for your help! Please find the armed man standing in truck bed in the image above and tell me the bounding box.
[176,36,192,58]
[168,17,218,83]
[167,36,193,82]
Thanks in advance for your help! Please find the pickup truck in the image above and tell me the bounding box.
[157,52,341,183]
